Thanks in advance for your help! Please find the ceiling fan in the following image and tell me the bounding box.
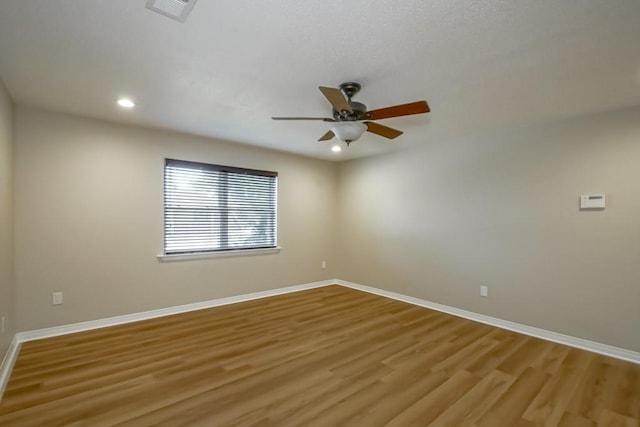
[272,82,430,146]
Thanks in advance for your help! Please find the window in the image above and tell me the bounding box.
[164,159,277,255]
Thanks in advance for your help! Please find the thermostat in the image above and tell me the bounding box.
[580,194,605,209]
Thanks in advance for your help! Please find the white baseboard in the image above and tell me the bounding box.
[2,277,639,402]
[335,279,640,365]
[0,336,21,401]
[16,279,335,343]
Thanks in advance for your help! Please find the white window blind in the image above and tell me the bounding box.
[164,159,277,255]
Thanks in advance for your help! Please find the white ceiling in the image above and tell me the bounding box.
[0,1,639,161]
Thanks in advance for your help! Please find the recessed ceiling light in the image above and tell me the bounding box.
[331,145,342,153]
[117,98,135,108]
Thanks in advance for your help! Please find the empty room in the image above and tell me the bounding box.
[1,1,639,425]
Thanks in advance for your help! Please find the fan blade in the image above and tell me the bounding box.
[364,122,403,139]
[318,130,335,141]
[272,117,335,121]
[319,86,353,114]
[366,100,430,120]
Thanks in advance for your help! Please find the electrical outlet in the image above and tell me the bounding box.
[480,286,488,297]
[52,292,63,305]
[321,261,327,270]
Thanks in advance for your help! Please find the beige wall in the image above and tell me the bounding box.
[14,107,338,331]
[10,103,640,354]
[337,106,640,352]
[0,79,14,356]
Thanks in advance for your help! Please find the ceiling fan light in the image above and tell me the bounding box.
[331,121,366,144]
[331,145,342,152]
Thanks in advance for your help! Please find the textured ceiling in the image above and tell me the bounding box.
[0,1,639,161]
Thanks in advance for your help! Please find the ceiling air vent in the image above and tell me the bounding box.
[146,0,198,23]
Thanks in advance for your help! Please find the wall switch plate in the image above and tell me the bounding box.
[321,261,327,269]
[52,292,63,305]
[480,286,488,297]
[1,316,5,333]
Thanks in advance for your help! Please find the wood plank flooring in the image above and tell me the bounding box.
[0,285,638,426]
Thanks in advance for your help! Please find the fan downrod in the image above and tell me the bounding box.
[332,82,367,121]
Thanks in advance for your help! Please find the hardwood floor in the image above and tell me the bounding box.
[0,285,638,426]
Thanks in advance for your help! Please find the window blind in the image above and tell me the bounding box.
[164,159,277,254]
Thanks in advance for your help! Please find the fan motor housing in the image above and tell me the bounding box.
[333,102,367,121]
[332,82,368,121]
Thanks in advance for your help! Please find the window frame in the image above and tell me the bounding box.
[160,158,279,260]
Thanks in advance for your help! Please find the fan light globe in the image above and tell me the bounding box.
[332,122,366,145]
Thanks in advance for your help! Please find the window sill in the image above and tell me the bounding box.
[157,247,281,262]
